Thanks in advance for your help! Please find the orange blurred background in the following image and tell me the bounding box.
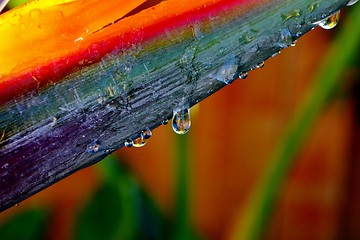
[1,9,360,240]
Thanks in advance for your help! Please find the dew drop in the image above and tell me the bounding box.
[277,28,293,48]
[133,136,147,148]
[347,0,358,6]
[214,54,239,84]
[295,31,302,38]
[172,107,191,135]
[161,119,169,125]
[318,11,340,30]
[239,72,248,79]
[272,51,281,58]
[256,61,265,69]
[87,140,103,154]
[141,128,152,140]
[30,9,42,19]
[124,139,133,148]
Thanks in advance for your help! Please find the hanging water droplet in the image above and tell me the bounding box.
[104,149,113,155]
[161,119,169,125]
[124,139,133,148]
[256,62,265,69]
[172,107,191,135]
[318,11,340,30]
[291,40,297,47]
[133,136,147,148]
[87,140,103,154]
[239,72,248,79]
[347,0,358,6]
[272,51,281,58]
[141,128,152,140]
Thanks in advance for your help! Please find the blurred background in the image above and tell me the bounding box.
[1,1,360,240]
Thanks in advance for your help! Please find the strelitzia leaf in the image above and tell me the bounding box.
[0,0,353,211]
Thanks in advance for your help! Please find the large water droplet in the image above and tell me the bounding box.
[347,0,358,6]
[172,107,191,135]
[318,11,340,30]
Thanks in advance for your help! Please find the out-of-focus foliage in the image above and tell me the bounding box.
[76,157,172,240]
[7,0,27,9]
[0,208,49,240]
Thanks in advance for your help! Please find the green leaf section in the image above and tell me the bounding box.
[0,208,49,240]
[75,155,171,240]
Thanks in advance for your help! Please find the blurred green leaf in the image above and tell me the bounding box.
[76,155,172,240]
[75,181,123,240]
[7,0,27,9]
[0,208,48,240]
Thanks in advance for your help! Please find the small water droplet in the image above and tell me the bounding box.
[272,51,281,58]
[141,128,152,140]
[124,139,133,148]
[277,28,293,48]
[256,62,265,68]
[239,72,248,79]
[347,0,358,6]
[15,203,19,207]
[133,136,147,148]
[172,107,191,135]
[214,54,239,84]
[318,11,340,30]
[30,9,42,19]
[51,117,57,127]
[250,44,259,53]
[291,40,297,47]
[104,149,113,155]
[87,140,103,154]
[161,119,169,125]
